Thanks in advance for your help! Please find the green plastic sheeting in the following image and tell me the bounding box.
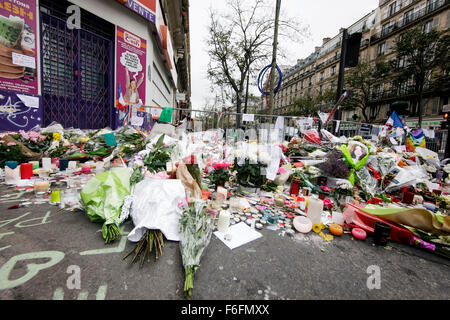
[361,206,450,236]
[80,167,131,227]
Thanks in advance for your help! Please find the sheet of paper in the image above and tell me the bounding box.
[16,94,39,109]
[242,114,255,122]
[12,52,36,69]
[214,222,263,250]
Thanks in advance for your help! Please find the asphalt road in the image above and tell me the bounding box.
[0,185,449,301]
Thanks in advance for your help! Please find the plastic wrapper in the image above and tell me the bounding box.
[179,199,214,298]
[415,147,441,169]
[356,167,378,198]
[80,168,131,241]
[177,161,202,199]
[375,152,398,177]
[127,178,186,242]
[274,164,292,186]
[301,128,322,145]
[382,164,429,193]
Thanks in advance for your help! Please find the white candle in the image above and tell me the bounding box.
[217,210,231,234]
[307,198,323,226]
[332,211,344,225]
[68,161,77,170]
[42,158,52,170]
[5,167,20,185]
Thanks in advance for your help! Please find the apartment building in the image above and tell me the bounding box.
[273,0,449,129]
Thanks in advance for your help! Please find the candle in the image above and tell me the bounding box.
[29,161,39,170]
[34,180,50,194]
[5,161,18,170]
[42,158,52,170]
[5,166,20,184]
[332,211,344,225]
[217,210,231,234]
[81,165,91,174]
[68,161,77,170]
[59,159,69,171]
[20,163,33,179]
[307,198,323,226]
[290,179,300,196]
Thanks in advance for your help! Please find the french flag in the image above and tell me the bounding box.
[116,81,128,112]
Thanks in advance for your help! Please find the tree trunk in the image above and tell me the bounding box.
[418,89,424,129]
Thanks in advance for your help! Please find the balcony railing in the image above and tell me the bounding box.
[371,0,448,42]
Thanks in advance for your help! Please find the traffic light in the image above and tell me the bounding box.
[444,112,449,120]
[345,32,363,68]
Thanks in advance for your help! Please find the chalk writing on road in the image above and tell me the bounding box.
[0,232,14,252]
[53,284,108,300]
[0,211,52,229]
[0,251,65,290]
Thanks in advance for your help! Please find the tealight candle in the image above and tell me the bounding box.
[34,180,50,194]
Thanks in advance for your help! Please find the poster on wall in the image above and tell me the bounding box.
[0,0,38,95]
[115,26,147,129]
[0,89,41,131]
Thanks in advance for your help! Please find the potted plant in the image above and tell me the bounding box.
[233,158,267,193]
[209,162,232,188]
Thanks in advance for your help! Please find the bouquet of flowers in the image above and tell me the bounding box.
[179,199,214,299]
[209,162,232,187]
[80,167,131,244]
[13,130,52,154]
[0,139,24,167]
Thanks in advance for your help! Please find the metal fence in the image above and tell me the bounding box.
[161,107,448,159]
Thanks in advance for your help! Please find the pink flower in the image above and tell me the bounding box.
[323,199,333,210]
[7,142,16,147]
[212,162,232,170]
[320,185,330,192]
[277,167,287,175]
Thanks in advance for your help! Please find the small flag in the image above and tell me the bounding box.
[386,111,404,128]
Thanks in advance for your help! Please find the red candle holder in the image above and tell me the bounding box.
[290,179,301,196]
[20,163,33,179]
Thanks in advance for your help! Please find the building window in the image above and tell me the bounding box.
[389,2,397,16]
[320,71,324,81]
[319,85,323,94]
[331,66,336,76]
[377,42,387,57]
[404,9,414,24]
[423,20,433,33]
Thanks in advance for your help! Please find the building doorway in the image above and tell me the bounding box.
[39,0,115,129]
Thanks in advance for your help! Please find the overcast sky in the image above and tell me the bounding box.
[189,0,380,110]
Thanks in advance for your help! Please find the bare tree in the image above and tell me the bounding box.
[206,0,308,126]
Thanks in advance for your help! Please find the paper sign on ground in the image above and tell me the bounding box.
[214,222,262,250]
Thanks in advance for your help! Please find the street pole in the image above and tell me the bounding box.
[268,0,281,115]
[244,68,250,114]
[335,28,349,122]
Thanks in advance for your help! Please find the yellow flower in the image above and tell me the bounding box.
[80,137,89,143]
[313,224,322,233]
[53,133,62,141]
